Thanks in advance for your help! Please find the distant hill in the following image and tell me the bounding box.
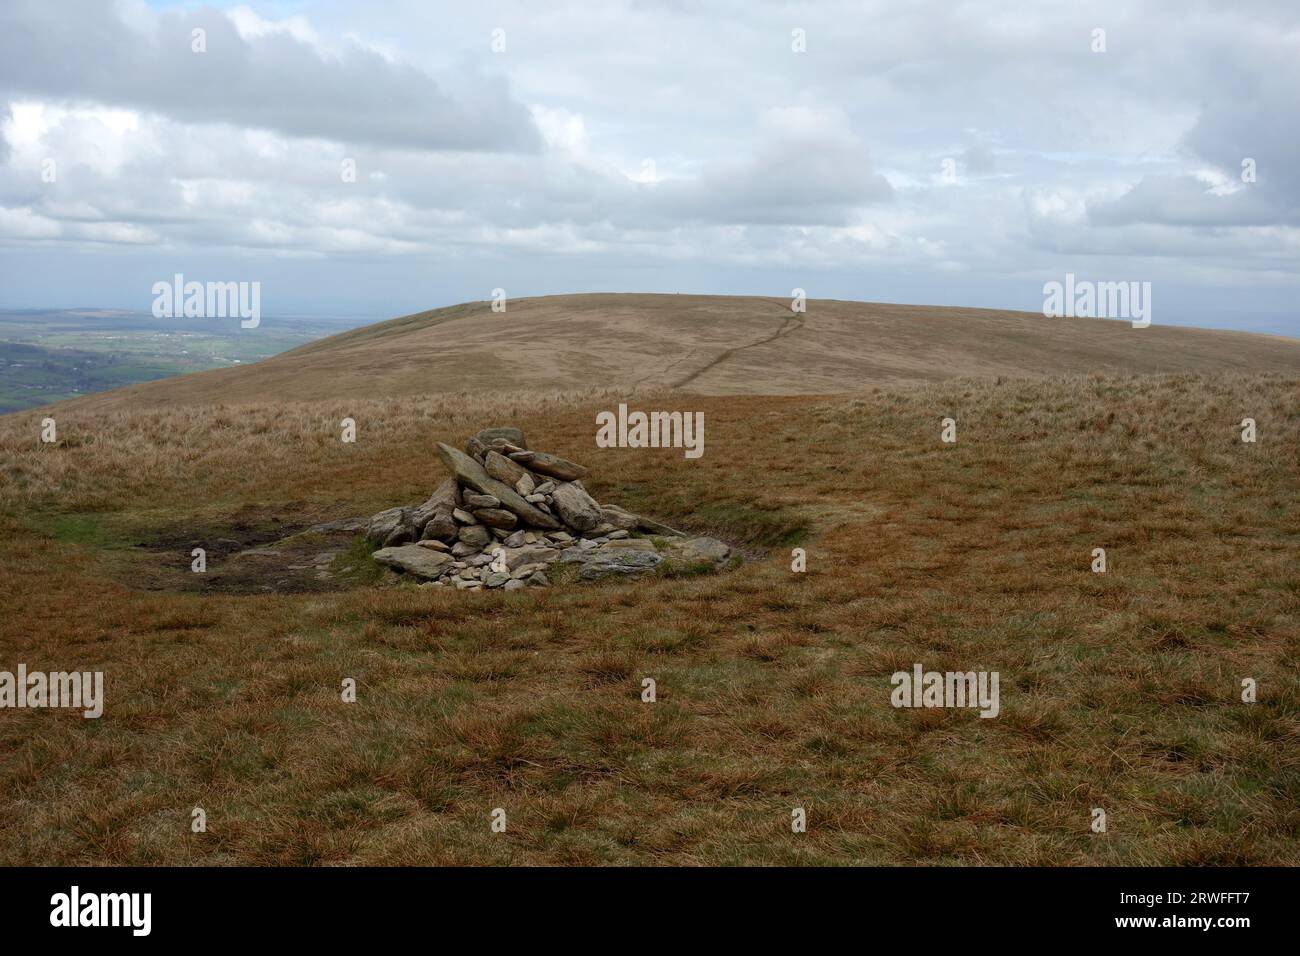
[39,294,1300,412]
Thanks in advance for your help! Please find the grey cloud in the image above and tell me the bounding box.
[1087,175,1280,228]
[0,0,539,152]
[659,134,893,226]
[962,144,995,176]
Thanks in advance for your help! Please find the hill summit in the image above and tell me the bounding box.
[52,293,1300,412]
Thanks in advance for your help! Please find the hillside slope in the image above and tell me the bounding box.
[46,294,1300,412]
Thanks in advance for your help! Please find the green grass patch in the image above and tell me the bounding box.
[331,535,387,585]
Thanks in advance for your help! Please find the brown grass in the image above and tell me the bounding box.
[0,371,1297,865]
[45,294,1300,413]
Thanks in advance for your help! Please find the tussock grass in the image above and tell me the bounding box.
[0,371,1296,865]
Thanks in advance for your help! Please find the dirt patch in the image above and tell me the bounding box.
[131,515,373,594]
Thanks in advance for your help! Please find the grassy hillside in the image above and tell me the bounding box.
[36,294,1300,414]
[1,372,1296,864]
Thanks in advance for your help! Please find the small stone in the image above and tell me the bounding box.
[452,508,476,524]
[503,579,526,591]
[417,539,451,552]
[515,474,536,497]
[458,524,492,549]
[533,481,556,496]
[523,531,540,544]
[607,530,630,539]
[525,493,546,503]
[526,572,550,587]
[473,507,518,530]
[463,493,500,509]
[485,571,510,588]
[503,530,528,548]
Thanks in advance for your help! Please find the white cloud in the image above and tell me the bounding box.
[0,0,1296,323]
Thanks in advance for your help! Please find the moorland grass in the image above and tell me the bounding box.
[0,371,1296,865]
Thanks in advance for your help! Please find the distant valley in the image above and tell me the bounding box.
[0,309,366,413]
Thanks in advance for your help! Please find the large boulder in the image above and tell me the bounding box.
[372,544,454,580]
[484,450,530,488]
[500,545,560,570]
[664,536,732,564]
[574,549,663,580]
[435,443,561,530]
[366,506,416,547]
[507,450,588,481]
[600,504,639,531]
[412,478,460,530]
[421,513,458,544]
[550,481,602,532]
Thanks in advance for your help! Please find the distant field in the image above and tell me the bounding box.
[0,310,357,414]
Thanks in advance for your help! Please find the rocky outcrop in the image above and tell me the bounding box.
[367,428,735,590]
[435,442,561,530]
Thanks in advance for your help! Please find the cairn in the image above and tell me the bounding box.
[364,427,732,590]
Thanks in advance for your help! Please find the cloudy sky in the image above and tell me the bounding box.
[1,0,1297,332]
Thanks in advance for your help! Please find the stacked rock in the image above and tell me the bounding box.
[364,427,731,590]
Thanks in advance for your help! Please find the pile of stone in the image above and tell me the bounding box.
[364,427,732,591]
